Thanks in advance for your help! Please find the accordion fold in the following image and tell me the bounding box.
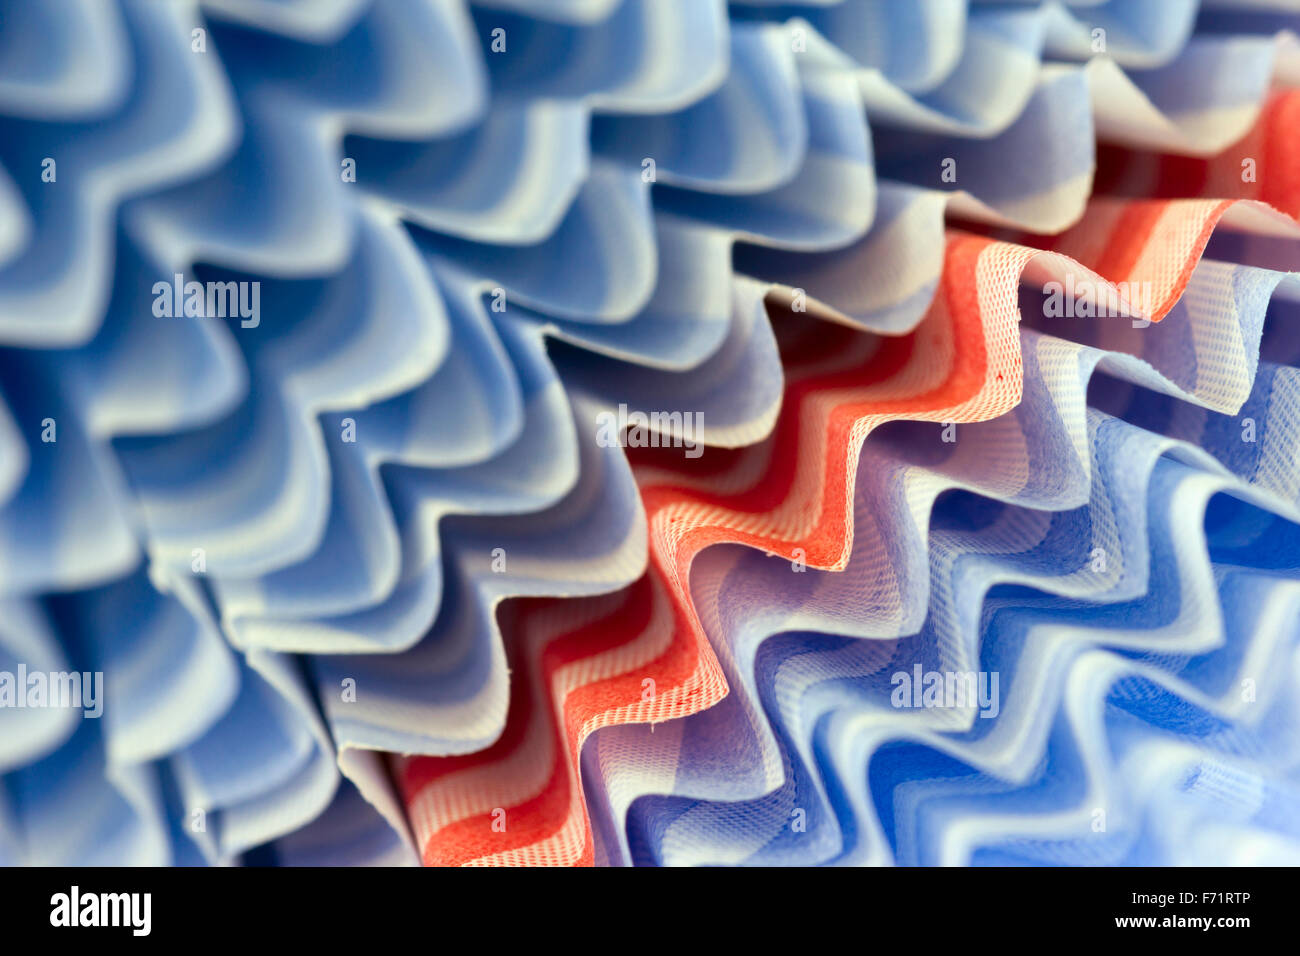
[1,0,1299,868]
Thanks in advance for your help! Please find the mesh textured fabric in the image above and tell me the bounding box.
[1,0,1299,867]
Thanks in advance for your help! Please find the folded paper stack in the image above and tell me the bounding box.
[1,0,1299,867]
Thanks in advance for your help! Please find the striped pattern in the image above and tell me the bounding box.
[0,0,1298,867]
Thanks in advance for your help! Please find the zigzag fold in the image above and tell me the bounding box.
[2,0,1299,867]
